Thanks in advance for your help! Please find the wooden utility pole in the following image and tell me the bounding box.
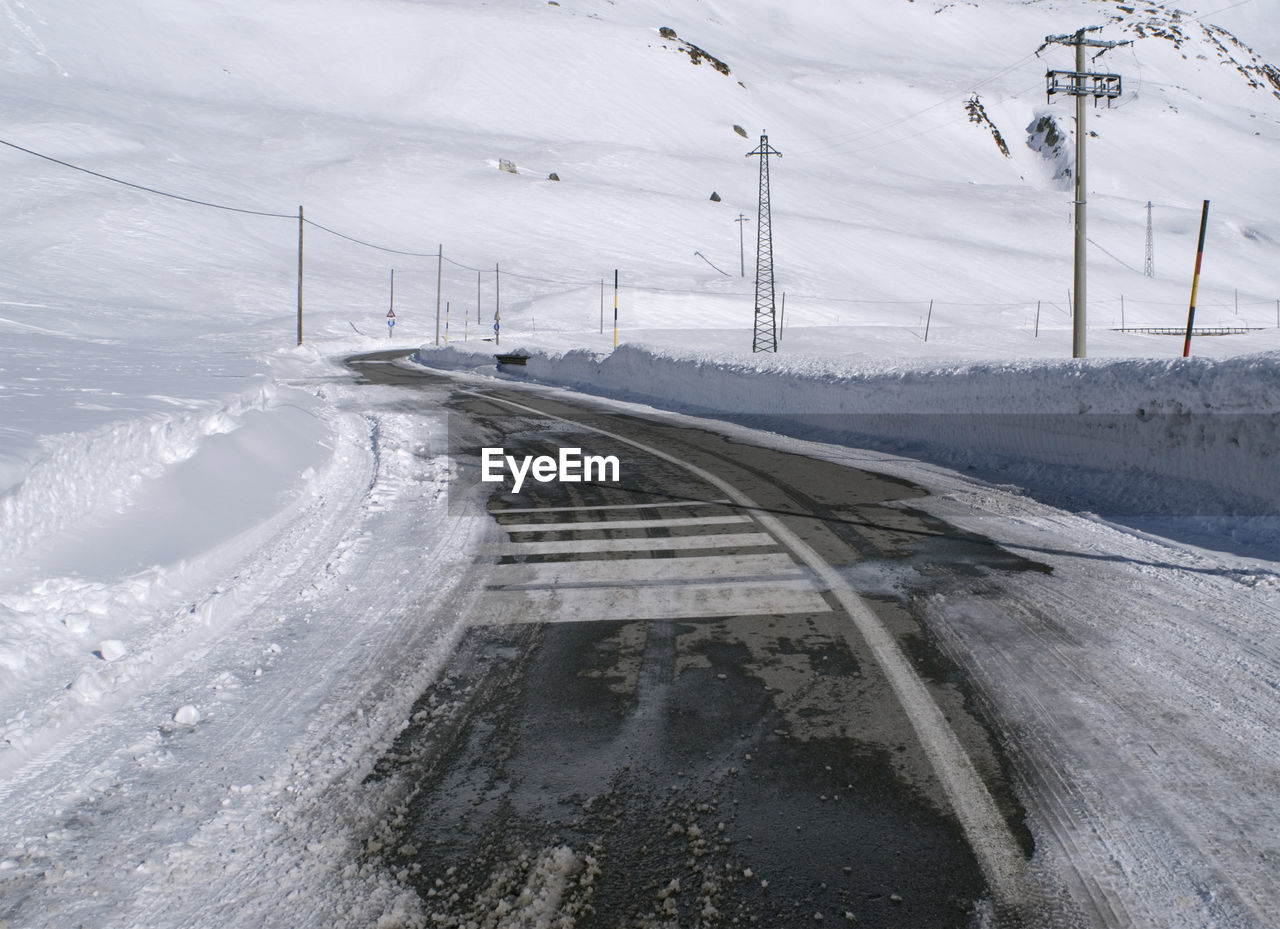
[296,206,304,346]
[1044,27,1126,358]
[435,246,443,345]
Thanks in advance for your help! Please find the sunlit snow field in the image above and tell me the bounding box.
[1,0,1279,926]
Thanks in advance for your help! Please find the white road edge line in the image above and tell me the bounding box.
[462,387,1031,906]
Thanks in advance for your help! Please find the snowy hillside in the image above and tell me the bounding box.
[2,1,1280,926]
[3,0,1279,349]
[2,0,1278,526]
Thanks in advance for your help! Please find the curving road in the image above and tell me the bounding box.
[346,350,1071,928]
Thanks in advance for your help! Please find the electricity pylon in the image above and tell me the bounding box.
[1144,201,1155,278]
[748,134,781,353]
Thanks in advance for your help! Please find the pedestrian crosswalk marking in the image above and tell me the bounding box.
[486,581,831,624]
[499,514,751,534]
[491,499,729,516]
[483,498,832,623]
[490,551,805,588]
[490,532,776,557]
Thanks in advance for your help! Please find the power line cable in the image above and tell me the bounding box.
[2,135,510,268]
[497,266,600,287]
[1197,0,1256,18]
[440,253,488,273]
[0,137,297,219]
[12,135,1260,321]
[300,217,439,258]
[789,51,1042,156]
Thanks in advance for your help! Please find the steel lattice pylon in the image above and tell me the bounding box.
[1144,200,1155,278]
[748,134,781,353]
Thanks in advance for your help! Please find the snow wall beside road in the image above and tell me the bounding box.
[415,344,1280,521]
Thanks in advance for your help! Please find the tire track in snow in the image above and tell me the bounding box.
[116,408,489,929]
[0,397,480,929]
[914,495,1280,929]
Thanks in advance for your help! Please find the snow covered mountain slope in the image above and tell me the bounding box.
[2,0,1278,520]
[2,0,1278,337]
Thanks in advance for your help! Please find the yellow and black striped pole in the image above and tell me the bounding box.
[1182,200,1210,358]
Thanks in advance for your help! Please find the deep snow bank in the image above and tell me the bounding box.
[415,343,1280,520]
[0,383,332,564]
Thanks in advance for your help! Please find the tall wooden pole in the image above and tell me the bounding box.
[1044,28,1124,356]
[1072,33,1088,359]
[495,262,501,347]
[296,206,304,346]
[435,246,443,346]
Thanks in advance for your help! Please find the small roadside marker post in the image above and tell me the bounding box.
[387,269,397,339]
[1182,200,1210,358]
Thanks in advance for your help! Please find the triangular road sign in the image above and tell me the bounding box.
[386,308,396,318]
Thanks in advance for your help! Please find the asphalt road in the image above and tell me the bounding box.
[348,351,1053,928]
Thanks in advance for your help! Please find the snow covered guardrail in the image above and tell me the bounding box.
[416,344,1280,520]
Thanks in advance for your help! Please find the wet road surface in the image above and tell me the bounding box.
[349,351,1051,927]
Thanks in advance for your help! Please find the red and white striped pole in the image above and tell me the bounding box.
[1182,200,1210,358]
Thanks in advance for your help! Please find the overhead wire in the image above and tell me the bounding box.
[0,134,599,284]
[1196,0,1256,18]
[4,133,1263,321]
[788,50,1043,156]
[0,137,297,219]
[300,217,439,258]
